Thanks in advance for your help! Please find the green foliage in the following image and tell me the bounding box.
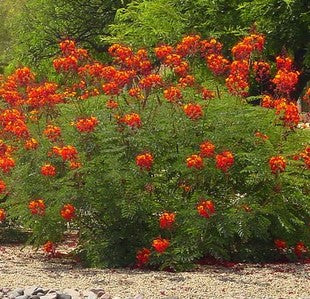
[107,0,187,49]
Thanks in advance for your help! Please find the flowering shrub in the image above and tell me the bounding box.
[0,34,309,270]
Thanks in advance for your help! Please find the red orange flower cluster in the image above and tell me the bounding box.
[120,113,142,128]
[253,61,271,82]
[136,153,154,171]
[60,203,76,221]
[136,248,151,267]
[186,154,204,170]
[199,141,215,158]
[215,151,234,172]
[152,237,170,253]
[269,156,286,174]
[183,103,203,120]
[41,164,56,177]
[159,212,176,229]
[29,199,46,215]
[53,39,88,72]
[205,54,230,76]
[163,86,183,102]
[43,125,62,142]
[197,199,215,218]
[226,60,249,97]
[51,145,79,162]
[231,34,265,60]
[0,208,6,222]
[0,109,29,138]
[24,138,39,150]
[274,239,287,250]
[0,180,6,194]
[75,116,99,133]
[43,241,56,255]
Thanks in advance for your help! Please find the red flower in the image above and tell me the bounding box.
[215,151,234,172]
[186,154,204,170]
[201,88,215,100]
[41,164,56,177]
[69,160,81,170]
[136,248,151,267]
[159,212,176,229]
[43,125,62,142]
[75,116,99,133]
[183,103,203,120]
[199,141,215,158]
[136,153,154,171]
[106,99,119,109]
[274,239,287,250]
[59,145,78,161]
[294,242,308,257]
[24,138,39,150]
[0,180,6,194]
[269,156,286,174]
[121,113,142,128]
[0,156,15,173]
[60,204,76,221]
[29,199,46,216]
[0,208,6,222]
[255,131,269,141]
[43,241,56,255]
[152,238,170,253]
[163,86,182,102]
[197,199,215,218]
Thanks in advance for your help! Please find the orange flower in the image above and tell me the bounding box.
[75,116,99,133]
[205,54,230,76]
[269,156,286,174]
[276,56,293,71]
[154,45,174,60]
[199,141,215,158]
[294,242,308,257]
[300,146,310,169]
[136,153,154,171]
[272,70,299,95]
[186,154,204,170]
[201,88,215,100]
[215,151,234,172]
[163,86,182,102]
[43,125,62,142]
[69,160,81,170]
[136,248,151,267]
[121,113,142,128]
[41,164,56,177]
[178,75,195,87]
[29,199,46,215]
[0,156,15,173]
[60,204,76,221]
[197,199,215,218]
[0,208,6,222]
[183,103,203,120]
[128,87,143,99]
[200,38,223,55]
[106,99,119,109]
[152,237,170,253]
[255,131,269,141]
[59,145,78,161]
[0,180,6,194]
[24,138,39,150]
[139,74,163,89]
[43,241,56,255]
[159,212,176,229]
[274,239,287,250]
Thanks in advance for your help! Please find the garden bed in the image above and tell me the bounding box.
[0,243,309,299]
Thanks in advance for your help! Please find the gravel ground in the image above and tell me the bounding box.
[0,244,309,299]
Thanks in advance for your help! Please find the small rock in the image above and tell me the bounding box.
[24,287,38,297]
[8,291,22,299]
[33,289,47,296]
[40,294,57,299]
[100,295,111,299]
[89,290,104,297]
[35,293,45,297]
[63,289,80,299]
[56,294,71,299]
[30,296,40,299]
[16,296,29,299]
[84,291,97,299]
[2,289,11,295]
[133,295,143,299]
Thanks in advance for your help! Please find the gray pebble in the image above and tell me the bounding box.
[56,294,71,299]
[24,287,38,297]
[16,296,29,299]
[40,294,57,299]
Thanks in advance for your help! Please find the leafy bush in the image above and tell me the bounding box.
[0,34,309,270]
